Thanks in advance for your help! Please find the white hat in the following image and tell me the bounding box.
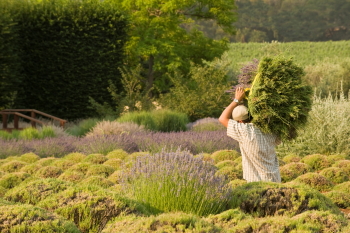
[232,105,249,121]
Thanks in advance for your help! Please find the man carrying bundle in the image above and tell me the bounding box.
[219,87,281,183]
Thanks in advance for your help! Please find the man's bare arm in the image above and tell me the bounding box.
[219,87,245,127]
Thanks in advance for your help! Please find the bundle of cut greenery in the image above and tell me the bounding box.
[247,56,313,141]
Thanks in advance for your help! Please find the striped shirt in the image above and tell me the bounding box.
[227,119,281,183]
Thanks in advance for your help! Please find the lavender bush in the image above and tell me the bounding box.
[122,149,232,216]
[0,131,239,158]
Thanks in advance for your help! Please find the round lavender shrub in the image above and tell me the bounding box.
[122,149,232,216]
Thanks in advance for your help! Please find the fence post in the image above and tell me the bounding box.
[31,111,36,128]
[2,113,8,129]
[14,114,19,129]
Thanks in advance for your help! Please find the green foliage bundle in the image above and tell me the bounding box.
[117,109,189,132]
[248,56,313,141]
[7,0,128,120]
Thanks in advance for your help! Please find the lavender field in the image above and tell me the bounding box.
[1,108,350,232]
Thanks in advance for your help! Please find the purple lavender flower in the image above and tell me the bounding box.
[122,149,232,216]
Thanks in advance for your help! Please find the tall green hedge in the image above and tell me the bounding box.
[8,0,128,120]
[0,0,21,111]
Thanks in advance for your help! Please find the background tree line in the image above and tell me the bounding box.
[187,0,350,42]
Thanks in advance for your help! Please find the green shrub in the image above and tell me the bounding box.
[277,94,350,156]
[107,170,124,184]
[10,0,128,121]
[62,152,86,163]
[102,212,219,233]
[37,185,132,233]
[86,164,115,178]
[216,166,243,181]
[292,172,334,192]
[332,160,350,176]
[230,182,341,217]
[122,150,232,216]
[282,154,301,163]
[324,191,350,209]
[18,127,40,140]
[67,162,92,174]
[229,179,247,189]
[35,157,57,166]
[0,130,13,140]
[117,111,157,131]
[280,162,310,182]
[20,163,43,175]
[106,149,129,160]
[81,176,115,189]
[0,0,21,110]
[58,171,85,183]
[65,118,100,137]
[333,181,350,193]
[0,204,81,233]
[85,120,147,137]
[0,172,31,189]
[103,158,124,170]
[215,160,237,169]
[4,178,72,205]
[158,57,233,121]
[38,125,56,138]
[319,167,349,184]
[1,160,28,173]
[51,159,76,170]
[0,186,7,198]
[36,166,63,178]
[300,154,332,171]
[211,150,241,164]
[19,152,40,163]
[223,210,348,233]
[328,154,349,163]
[152,109,189,132]
[83,153,108,164]
[189,117,226,132]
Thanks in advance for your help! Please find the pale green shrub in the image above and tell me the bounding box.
[19,152,40,163]
[292,172,334,192]
[188,117,226,132]
[300,154,332,171]
[211,150,241,164]
[277,93,350,156]
[319,167,349,184]
[102,212,219,233]
[65,117,100,137]
[0,204,81,232]
[106,149,129,160]
[18,127,40,140]
[280,162,310,182]
[117,111,156,131]
[86,120,146,137]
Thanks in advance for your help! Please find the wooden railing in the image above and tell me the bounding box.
[0,109,66,132]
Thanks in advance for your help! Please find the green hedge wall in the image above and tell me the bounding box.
[8,0,128,120]
[0,1,22,111]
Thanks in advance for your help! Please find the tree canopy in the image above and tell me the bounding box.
[109,0,237,96]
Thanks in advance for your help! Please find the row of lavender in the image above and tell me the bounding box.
[0,130,239,159]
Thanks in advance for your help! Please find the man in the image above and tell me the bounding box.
[219,87,281,183]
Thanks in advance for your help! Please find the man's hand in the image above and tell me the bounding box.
[235,87,245,101]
